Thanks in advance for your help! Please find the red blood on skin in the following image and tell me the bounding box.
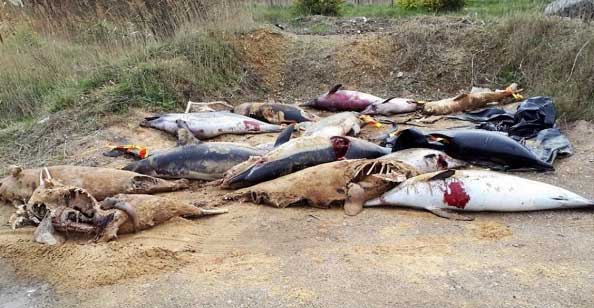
[243,121,261,131]
[436,155,449,170]
[443,181,470,209]
[330,136,350,160]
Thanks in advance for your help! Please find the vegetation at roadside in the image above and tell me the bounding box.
[251,0,551,23]
[398,0,465,12]
[294,0,344,16]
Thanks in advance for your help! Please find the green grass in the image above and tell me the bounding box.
[0,27,251,128]
[251,0,551,23]
[463,0,550,17]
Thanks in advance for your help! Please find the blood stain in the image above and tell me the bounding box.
[243,121,261,131]
[443,181,470,209]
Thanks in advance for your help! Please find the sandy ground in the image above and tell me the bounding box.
[1,106,593,307]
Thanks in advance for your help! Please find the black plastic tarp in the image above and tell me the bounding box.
[448,96,557,138]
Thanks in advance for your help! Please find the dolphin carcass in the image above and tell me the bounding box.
[0,165,188,205]
[220,135,391,189]
[140,111,283,139]
[365,170,593,220]
[302,84,384,112]
[233,102,318,124]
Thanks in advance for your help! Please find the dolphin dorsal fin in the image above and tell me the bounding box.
[274,124,295,147]
[378,97,397,105]
[328,84,343,94]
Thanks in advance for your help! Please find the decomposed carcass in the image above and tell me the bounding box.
[422,84,522,115]
[233,102,318,124]
[226,159,420,216]
[14,169,227,244]
[0,165,188,205]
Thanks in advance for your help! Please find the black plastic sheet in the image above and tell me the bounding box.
[448,96,557,138]
[525,128,573,164]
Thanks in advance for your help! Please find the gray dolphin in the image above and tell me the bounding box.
[123,125,294,180]
[141,111,283,139]
[221,135,391,189]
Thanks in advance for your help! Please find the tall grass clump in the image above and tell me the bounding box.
[398,0,465,11]
[0,26,114,127]
[0,0,254,128]
[294,0,344,16]
[486,16,594,120]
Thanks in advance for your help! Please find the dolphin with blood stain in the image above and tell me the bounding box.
[365,169,594,220]
[220,135,391,189]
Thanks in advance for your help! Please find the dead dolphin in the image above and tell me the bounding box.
[122,142,266,180]
[234,102,318,124]
[221,136,391,189]
[391,128,554,171]
[141,111,283,139]
[303,112,361,138]
[365,169,594,220]
[302,84,384,112]
[361,98,420,115]
[122,125,295,180]
[422,84,522,115]
[0,165,188,205]
[382,149,467,173]
[226,159,420,216]
[19,172,227,243]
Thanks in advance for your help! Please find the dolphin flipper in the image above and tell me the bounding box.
[344,183,366,216]
[176,120,202,146]
[427,208,474,221]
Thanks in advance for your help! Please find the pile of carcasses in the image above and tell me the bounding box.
[2,84,592,245]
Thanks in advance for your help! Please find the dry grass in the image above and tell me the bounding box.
[488,16,594,119]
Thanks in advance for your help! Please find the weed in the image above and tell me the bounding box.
[294,0,344,16]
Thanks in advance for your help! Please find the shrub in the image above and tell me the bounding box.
[294,0,344,16]
[397,0,465,11]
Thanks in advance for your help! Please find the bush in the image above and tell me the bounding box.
[294,0,344,16]
[397,0,465,11]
